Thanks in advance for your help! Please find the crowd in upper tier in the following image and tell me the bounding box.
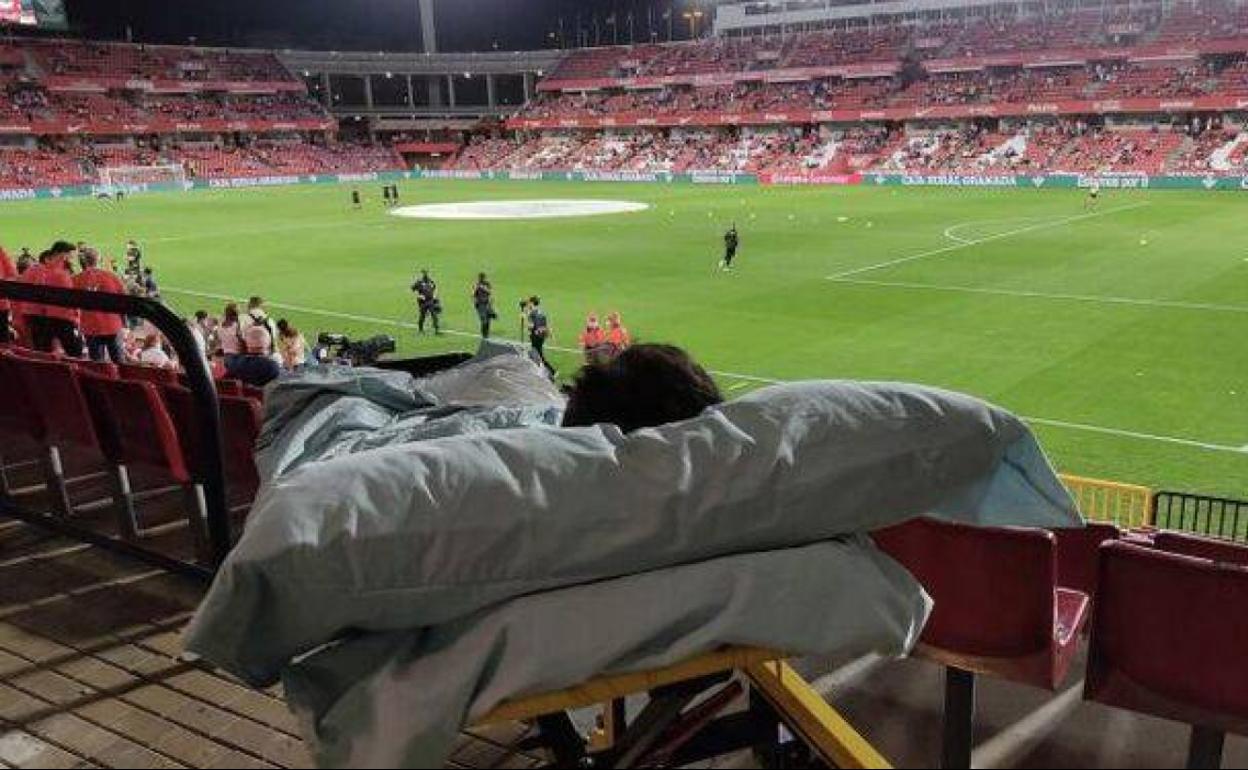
[546,1,1248,81]
[521,58,1248,121]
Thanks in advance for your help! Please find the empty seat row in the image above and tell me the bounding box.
[875,518,1248,769]
[0,346,262,564]
[0,342,262,403]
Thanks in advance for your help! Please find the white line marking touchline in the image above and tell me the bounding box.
[164,286,1247,455]
[827,201,1150,280]
[827,277,1248,315]
[1025,418,1246,454]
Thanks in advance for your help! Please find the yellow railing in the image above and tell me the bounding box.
[1060,473,1154,529]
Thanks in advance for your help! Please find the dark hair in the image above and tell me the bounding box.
[561,344,723,433]
[530,295,540,306]
[194,310,208,321]
[49,240,75,256]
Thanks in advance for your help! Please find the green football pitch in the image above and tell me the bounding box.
[2,180,1245,498]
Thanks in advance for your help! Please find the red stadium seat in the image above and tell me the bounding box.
[7,354,109,517]
[215,378,245,398]
[77,373,209,560]
[178,374,244,397]
[74,359,120,379]
[1054,522,1121,604]
[1086,542,1248,769]
[7,346,65,363]
[118,361,180,385]
[874,518,1089,768]
[160,383,263,509]
[0,351,47,498]
[1154,531,1248,568]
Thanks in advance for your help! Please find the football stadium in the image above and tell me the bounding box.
[0,1,1246,768]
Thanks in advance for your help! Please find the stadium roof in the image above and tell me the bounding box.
[65,0,718,53]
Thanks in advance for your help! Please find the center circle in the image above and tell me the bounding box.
[390,199,650,221]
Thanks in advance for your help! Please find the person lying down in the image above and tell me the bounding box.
[561,343,724,432]
[186,340,1084,768]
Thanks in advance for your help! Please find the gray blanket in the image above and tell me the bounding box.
[187,361,1082,768]
[283,537,929,767]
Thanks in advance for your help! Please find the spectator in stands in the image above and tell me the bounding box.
[0,245,15,344]
[19,241,84,357]
[561,343,723,433]
[227,324,281,388]
[72,247,127,363]
[275,318,308,371]
[208,349,228,380]
[192,310,217,349]
[16,248,32,274]
[219,302,243,365]
[240,295,278,355]
[138,333,174,369]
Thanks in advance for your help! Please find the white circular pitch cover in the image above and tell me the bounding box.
[390,199,649,220]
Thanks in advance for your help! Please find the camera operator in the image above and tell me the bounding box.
[472,272,496,339]
[410,269,442,335]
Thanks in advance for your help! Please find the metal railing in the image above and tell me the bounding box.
[1059,473,1155,529]
[0,282,229,577]
[1154,491,1248,543]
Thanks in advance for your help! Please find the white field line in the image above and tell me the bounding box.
[165,285,1247,456]
[827,201,1151,280]
[1024,418,1244,454]
[941,223,975,244]
[943,217,1047,245]
[828,277,1248,315]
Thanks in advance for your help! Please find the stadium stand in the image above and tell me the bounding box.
[466,3,1248,178]
[0,36,401,189]
[0,7,1244,184]
[3,7,1248,767]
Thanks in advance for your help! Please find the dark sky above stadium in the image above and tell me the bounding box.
[65,0,709,52]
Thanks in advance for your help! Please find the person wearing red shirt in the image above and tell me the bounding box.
[605,312,631,355]
[20,241,83,357]
[72,248,127,363]
[0,246,15,344]
[578,314,608,363]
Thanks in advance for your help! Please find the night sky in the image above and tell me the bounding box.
[63,0,711,52]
